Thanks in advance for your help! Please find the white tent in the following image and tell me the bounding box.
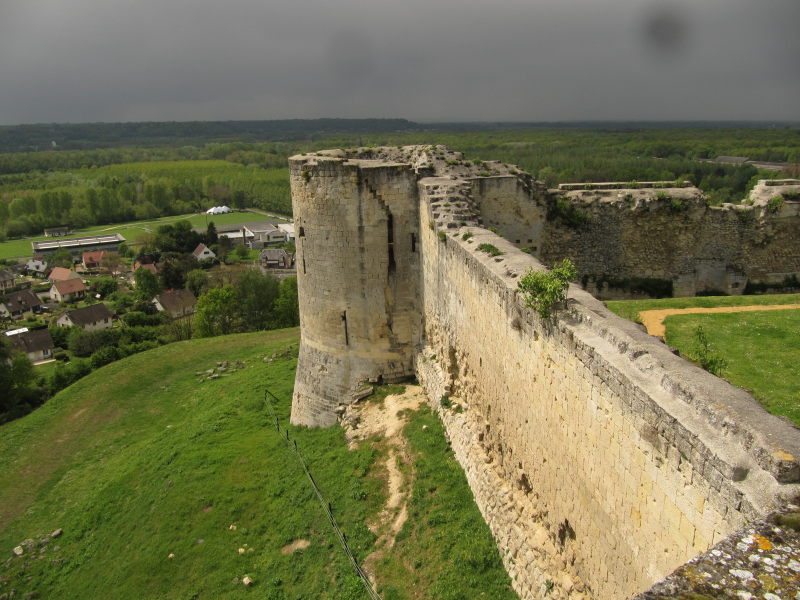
[205,206,232,215]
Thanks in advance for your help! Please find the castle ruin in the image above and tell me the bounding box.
[289,146,800,599]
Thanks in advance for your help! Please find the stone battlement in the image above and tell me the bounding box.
[289,146,800,599]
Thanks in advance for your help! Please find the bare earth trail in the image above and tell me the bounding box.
[639,304,800,337]
[343,386,427,586]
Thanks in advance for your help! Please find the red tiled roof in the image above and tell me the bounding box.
[48,267,79,281]
[53,278,87,295]
[135,263,159,275]
[82,251,106,264]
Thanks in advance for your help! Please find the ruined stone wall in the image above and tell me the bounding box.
[416,206,800,598]
[468,176,547,251]
[539,185,800,298]
[290,148,800,598]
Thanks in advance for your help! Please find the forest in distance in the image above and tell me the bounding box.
[1,121,799,242]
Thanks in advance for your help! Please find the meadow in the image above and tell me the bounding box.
[663,310,800,426]
[605,294,800,427]
[0,329,515,600]
[0,208,283,260]
[604,293,800,323]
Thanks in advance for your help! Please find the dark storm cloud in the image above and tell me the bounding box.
[0,0,797,124]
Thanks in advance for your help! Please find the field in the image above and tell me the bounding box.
[604,293,800,323]
[0,329,515,600]
[605,294,800,427]
[664,310,800,426]
[0,208,284,260]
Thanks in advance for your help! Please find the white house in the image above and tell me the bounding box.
[7,328,54,363]
[0,269,14,292]
[245,223,286,249]
[277,223,296,241]
[0,289,42,319]
[57,303,114,331]
[153,289,197,319]
[50,278,87,303]
[25,260,48,277]
[192,243,216,261]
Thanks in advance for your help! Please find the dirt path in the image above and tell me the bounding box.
[343,385,426,584]
[639,304,800,337]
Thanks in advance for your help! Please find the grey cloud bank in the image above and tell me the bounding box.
[0,0,797,125]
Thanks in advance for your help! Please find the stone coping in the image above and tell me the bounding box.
[635,507,800,599]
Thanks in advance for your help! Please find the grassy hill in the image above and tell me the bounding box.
[0,329,515,600]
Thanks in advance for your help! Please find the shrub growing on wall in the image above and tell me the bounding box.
[518,258,577,318]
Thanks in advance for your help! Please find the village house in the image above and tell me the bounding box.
[277,223,295,241]
[47,267,81,283]
[43,226,70,237]
[259,248,293,269]
[57,303,113,331]
[25,260,48,278]
[50,278,87,303]
[0,289,42,319]
[245,223,286,249]
[6,328,54,363]
[192,243,216,261]
[0,269,14,292]
[153,289,196,319]
[133,260,160,275]
[81,250,107,270]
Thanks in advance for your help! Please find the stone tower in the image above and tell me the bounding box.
[289,151,422,427]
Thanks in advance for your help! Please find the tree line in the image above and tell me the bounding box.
[0,160,291,239]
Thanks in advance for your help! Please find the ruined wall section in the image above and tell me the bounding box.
[416,187,800,599]
[469,175,548,252]
[289,154,421,427]
[539,184,800,298]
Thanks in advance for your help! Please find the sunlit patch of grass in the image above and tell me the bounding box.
[664,310,800,426]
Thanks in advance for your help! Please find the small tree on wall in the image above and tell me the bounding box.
[517,259,577,318]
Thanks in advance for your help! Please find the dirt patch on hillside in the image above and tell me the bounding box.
[281,539,311,554]
[342,386,426,584]
[639,304,800,337]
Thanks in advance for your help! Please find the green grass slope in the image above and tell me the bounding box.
[0,330,516,600]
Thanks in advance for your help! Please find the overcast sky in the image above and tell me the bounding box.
[0,0,797,125]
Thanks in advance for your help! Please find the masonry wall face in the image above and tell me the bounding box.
[290,149,800,598]
[538,190,800,297]
[416,216,783,598]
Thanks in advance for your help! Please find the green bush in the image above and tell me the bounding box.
[517,258,577,318]
[692,325,727,376]
[547,197,589,228]
[477,243,503,257]
[767,195,785,213]
[90,346,120,369]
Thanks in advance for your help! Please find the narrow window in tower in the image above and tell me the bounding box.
[387,212,396,273]
[299,227,305,237]
[411,232,416,253]
[341,311,349,346]
[302,257,306,274]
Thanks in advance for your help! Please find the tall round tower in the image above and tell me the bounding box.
[289,151,422,427]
